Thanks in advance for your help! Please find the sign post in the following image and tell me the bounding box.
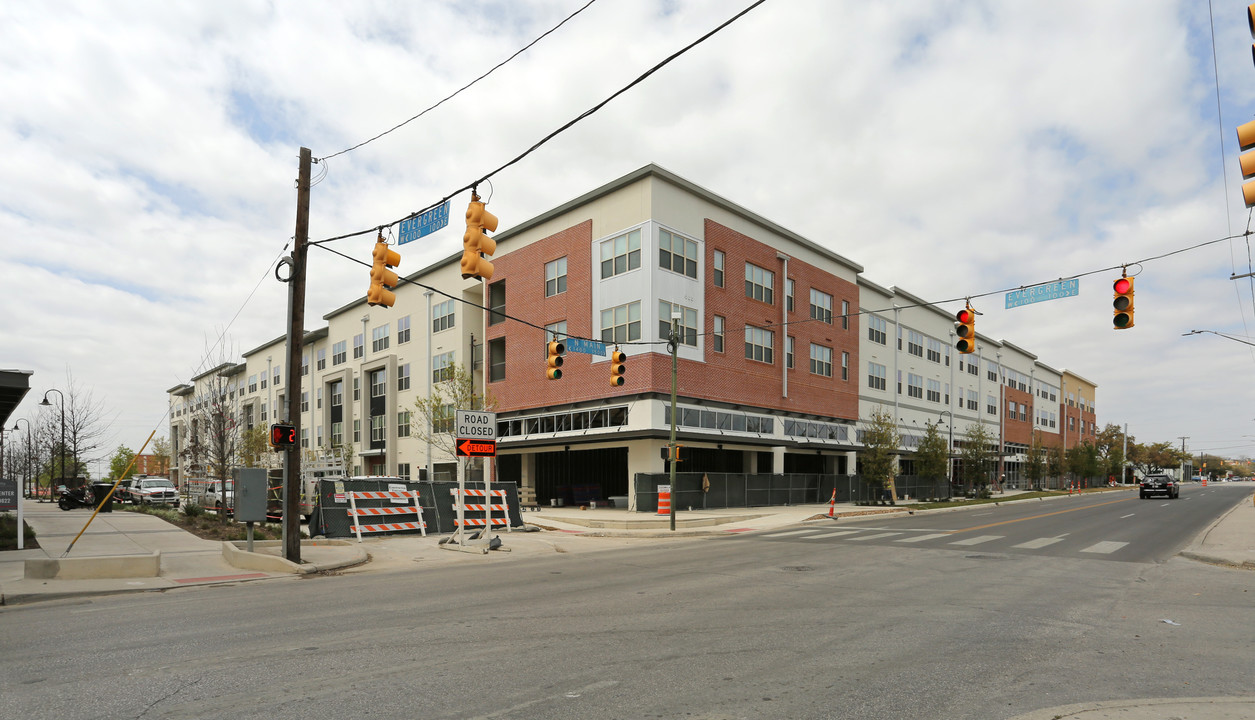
[443,410,498,554]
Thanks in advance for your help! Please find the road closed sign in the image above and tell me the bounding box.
[455,410,497,440]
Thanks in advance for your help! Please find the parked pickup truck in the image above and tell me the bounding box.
[1139,474,1179,499]
[132,477,180,507]
[201,480,234,514]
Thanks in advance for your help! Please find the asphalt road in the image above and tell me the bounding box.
[1,485,1250,720]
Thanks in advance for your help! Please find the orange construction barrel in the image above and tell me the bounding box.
[657,484,671,515]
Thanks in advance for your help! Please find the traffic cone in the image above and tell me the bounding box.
[827,488,837,518]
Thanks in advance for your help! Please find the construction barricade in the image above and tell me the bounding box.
[312,479,525,538]
[450,487,511,532]
[347,490,425,542]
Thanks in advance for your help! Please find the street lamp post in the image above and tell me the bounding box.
[40,388,65,502]
[939,410,954,499]
[12,418,31,498]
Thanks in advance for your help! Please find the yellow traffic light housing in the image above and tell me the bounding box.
[546,340,565,380]
[609,348,626,387]
[462,194,499,280]
[954,305,976,354]
[368,237,401,307]
[1113,275,1134,330]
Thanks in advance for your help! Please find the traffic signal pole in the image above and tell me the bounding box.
[282,147,311,564]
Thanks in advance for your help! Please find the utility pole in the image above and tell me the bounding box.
[668,312,679,532]
[1178,436,1189,482]
[282,147,311,564]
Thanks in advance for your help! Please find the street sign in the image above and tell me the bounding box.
[1005,279,1080,309]
[455,409,497,440]
[565,338,606,356]
[398,201,451,245]
[456,438,496,457]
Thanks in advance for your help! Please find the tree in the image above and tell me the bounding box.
[959,422,995,496]
[1094,424,1127,482]
[859,406,900,502]
[1025,430,1046,490]
[1067,441,1100,484]
[109,445,137,481]
[150,435,172,476]
[240,426,269,468]
[1046,444,1065,488]
[914,419,949,499]
[412,362,495,473]
[1128,441,1186,476]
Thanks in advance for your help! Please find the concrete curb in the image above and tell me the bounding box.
[24,551,161,580]
[222,539,366,575]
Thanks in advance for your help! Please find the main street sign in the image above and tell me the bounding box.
[398,201,451,245]
[565,338,606,356]
[454,410,497,440]
[455,439,496,457]
[1005,279,1080,309]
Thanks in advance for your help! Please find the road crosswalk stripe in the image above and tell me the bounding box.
[1013,537,1066,549]
[763,529,819,538]
[949,535,1003,546]
[895,533,951,543]
[847,532,902,541]
[1080,541,1128,554]
[804,530,862,539]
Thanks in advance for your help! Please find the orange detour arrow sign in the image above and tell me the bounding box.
[456,438,497,457]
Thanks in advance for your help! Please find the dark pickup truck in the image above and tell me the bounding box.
[1139,474,1179,499]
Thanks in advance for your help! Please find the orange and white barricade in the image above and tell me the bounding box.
[347,490,425,542]
[450,488,511,532]
[657,484,671,515]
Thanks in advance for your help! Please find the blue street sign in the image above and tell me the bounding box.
[1005,279,1080,309]
[398,201,451,245]
[565,338,607,356]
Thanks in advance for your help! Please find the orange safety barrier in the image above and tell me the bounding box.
[657,485,671,515]
[827,488,837,518]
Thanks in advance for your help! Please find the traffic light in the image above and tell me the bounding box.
[462,195,498,280]
[1113,275,1134,330]
[269,423,297,449]
[609,348,626,387]
[954,305,976,354]
[1237,6,1255,205]
[546,339,565,380]
[368,238,401,307]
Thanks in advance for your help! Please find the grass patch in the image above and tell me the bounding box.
[123,505,290,542]
[0,513,38,550]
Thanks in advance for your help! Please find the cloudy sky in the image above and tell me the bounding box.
[4,0,1255,474]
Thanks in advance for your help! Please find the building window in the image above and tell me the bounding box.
[397,363,410,392]
[260,373,267,389]
[713,250,725,288]
[261,402,267,421]
[908,373,924,399]
[333,340,347,366]
[841,351,849,381]
[370,369,386,398]
[988,361,998,382]
[433,352,455,383]
[301,355,309,376]
[316,348,326,371]
[544,321,568,351]
[545,256,568,297]
[248,374,258,393]
[868,315,887,345]
[397,411,410,438]
[810,344,833,377]
[397,463,410,481]
[744,325,774,364]
[868,362,887,391]
[841,300,849,330]
[489,281,506,325]
[397,315,411,344]
[353,333,364,359]
[434,404,454,434]
[927,378,941,403]
[273,367,280,386]
[907,331,924,358]
[353,419,360,442]
[600,228,641,279]
[745,263,775,305]
[601,301,641,343]
[988,395,997,415]
[926,338,943,364]
[809,289,833,324]
[316,387,323,409]
[372,324,390,352]
[433,300,455,333]
[330,381,343,408]
[370,414,385,442]
[331,421,343,447]
[489,338,506,382]
[713,315,725,353]
[967,389,979,411]
[300,392,309,413]
[301,428,309,449]
[353,376,360,401]
[786,336,794,369]
[786,279,795,313]
[659,229,698,279]
[658,301,698,346]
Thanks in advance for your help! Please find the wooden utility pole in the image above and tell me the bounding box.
[283,147,311,563]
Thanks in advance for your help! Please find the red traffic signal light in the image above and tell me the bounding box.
[462,196,499,280]
[1113,275,1134,330]
[954,306,976,354]
[546,340,565,380]
[368,240,401,307]
[269,423,297,449]
[609,349,626,387]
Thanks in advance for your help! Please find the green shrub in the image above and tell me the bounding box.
[183,502,204,518]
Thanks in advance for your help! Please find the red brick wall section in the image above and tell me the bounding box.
[1003,387,1033,446]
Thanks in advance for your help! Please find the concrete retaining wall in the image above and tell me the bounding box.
[25,551,161,580]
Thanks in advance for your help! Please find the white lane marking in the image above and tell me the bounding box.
[1120,514,1135,519]
[1081,541,1128,554]
[847,532,902,541]
[764,529,818,538]
[949,535,1003,546]
[804,530,863,539]
[895,533,951,543]
[1013,536,1066,549]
